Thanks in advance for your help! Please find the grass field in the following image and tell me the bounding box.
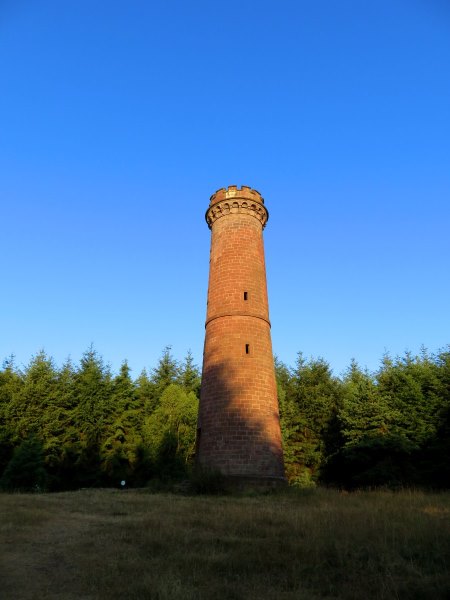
[0,487,449,599]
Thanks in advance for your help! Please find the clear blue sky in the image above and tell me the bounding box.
[1,0,449,376]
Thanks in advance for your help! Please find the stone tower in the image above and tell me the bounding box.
[196,185,286,487]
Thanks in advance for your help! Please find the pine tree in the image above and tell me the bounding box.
[0,435,47,491]
[376,350,442,446]
[72,347,113,486]
[338,359,399,446]
[6,351,58,441]
[326,351,446,488]
[178,350,201,397]
[143,383,198,479]
[100,361,141,484]
[419,347,450,487]
[290,353,342,484]
[136,368,153,414]
[0,355,23,476]
[274,357,308,485]
[41,358,78,489]
[146,346,179,412]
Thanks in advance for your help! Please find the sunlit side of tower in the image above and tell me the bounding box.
[196,185,286,486]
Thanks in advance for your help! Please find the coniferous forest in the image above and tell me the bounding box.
[0,345,449,492]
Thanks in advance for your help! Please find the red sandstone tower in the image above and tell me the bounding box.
[196,185,286,486]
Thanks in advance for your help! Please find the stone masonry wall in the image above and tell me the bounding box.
[197,186,285,482]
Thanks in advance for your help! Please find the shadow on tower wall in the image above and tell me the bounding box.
[196,354,286,489]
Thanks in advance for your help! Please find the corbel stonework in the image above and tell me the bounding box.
[205,199,269,229]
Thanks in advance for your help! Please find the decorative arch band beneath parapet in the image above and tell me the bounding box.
[205,200,269,229]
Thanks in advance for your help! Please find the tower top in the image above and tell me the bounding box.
[209,185,264,207]
[206,185,268,230]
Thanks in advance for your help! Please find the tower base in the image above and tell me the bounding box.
[221,474,288,492]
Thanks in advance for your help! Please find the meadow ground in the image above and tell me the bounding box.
[0,487,449,600]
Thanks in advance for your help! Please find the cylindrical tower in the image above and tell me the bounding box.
[196,185,286,487]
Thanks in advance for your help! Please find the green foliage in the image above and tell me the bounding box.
[135,368,153,415]
[325,348,450,488]
[178,350,201,397]
[327,435,419,489]
[147,346,179,412]
[376,349,442,445]
[338,360,399,445]
[70,347,113,486]
[0,345,449,491]
[276,348,450,489]
[276,353,342,485]
[0,436,47,491]
[100,361,141,484]
[0,355,22,474]
[6,351,58,441]
[143,383,198,478]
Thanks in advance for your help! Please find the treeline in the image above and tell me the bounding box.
[0,347,200,491]
[276,349,450,489]
[0,346,449,491]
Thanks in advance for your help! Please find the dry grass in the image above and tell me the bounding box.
[0,487,449,599]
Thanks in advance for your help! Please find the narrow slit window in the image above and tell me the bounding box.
[244,291,248,301]
[245,344,250,354]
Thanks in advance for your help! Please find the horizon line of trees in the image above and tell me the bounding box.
[0,345,449,491]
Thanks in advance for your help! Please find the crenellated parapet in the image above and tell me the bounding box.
[205,185,269,229]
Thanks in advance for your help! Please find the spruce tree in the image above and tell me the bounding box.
[275,357,306,485]
[338,360,399,445]
[290,353,342,484]
[42,358,78,489]
[146,346,179,412]
[0,355,23,476]
[178,350,201,397]
[143,383,198,479]
[0,435,47,491]
[6,351,58,441]
[72,347,113,486]
[100,361,141,484]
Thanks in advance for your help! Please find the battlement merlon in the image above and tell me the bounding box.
[209,185,264,205]
[206,185,269,230]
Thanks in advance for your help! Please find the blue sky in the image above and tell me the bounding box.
[1,0,449,376]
